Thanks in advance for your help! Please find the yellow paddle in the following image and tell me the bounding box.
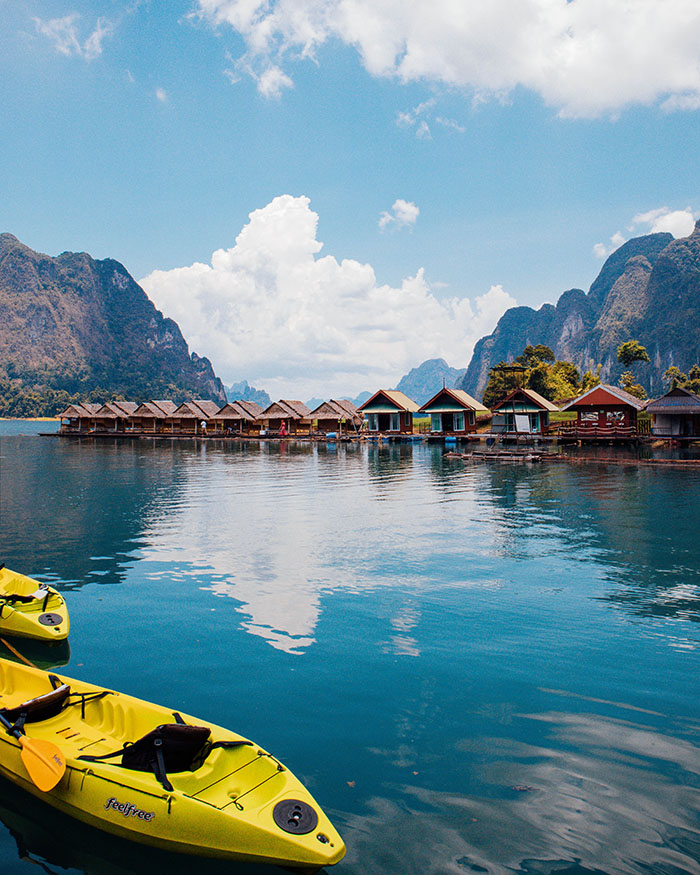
[0,711,66,791]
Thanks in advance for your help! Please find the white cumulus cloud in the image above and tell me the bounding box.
[34,14,114,60]
[593,207,696,258]
[379,199,419,231]
[140,195,516,399]
[196,0,700,117]
[631,206,696,238]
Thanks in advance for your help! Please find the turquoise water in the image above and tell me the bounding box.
[0,427,698,874]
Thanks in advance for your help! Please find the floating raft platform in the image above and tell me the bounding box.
[444,451,700,467]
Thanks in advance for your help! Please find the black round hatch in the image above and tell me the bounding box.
[272,799,318,835]
[38,612,62,626]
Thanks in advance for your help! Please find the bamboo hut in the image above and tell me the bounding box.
[166,400,221,434]
[130,400,177,433]
[259,400,312,436]
[58,403,102,433]
[309,399,362,435]
[91,401,139,432]
[211,401,264,435]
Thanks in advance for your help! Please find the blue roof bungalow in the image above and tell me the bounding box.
[646,386,700,437]
[491,387,558,434]
[358,390,420,434]
[419,388,488,435]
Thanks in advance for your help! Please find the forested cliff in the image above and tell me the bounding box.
[460,224,700,398]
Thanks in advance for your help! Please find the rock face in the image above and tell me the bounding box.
[395,358,467,404]
[0,233,226,403]
[458,228,700,398]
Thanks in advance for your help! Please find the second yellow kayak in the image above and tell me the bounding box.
[0,566,69,642]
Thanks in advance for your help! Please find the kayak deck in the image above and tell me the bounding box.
[0,659,345,868]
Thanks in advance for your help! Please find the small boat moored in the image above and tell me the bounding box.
[0,659,345,869]
[0,566,69,642]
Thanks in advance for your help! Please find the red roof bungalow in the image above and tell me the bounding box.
[491,388,558,434]
[358,390,420,434]
[211,401,264,435]
[309,399,363,435]
[58,402,102,432]
[646,386,700,438]
[419,388,488,435]
[560,384,646,435]
[259,400,312,435]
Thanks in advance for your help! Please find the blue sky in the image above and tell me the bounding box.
[3,0,700,398]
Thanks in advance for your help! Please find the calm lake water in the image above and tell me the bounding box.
[0,423,698,874]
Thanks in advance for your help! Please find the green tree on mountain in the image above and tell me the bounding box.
[617,340,650,368]
[662,363,700,394]
[482,346,581,407]
[616,340,649,400]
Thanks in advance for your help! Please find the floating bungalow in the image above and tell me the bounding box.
[646,386,700,438]
[259,400,312,435]
[167,400,221,434]
[358,390,420,435]
[130,400,177,433]
[491,388,557,434]
[57,403,102,433]
[309,399,362,435]
[419,388,488,436]
[559,384,646,437]
[91,401,139,432]
[211,401,264,435]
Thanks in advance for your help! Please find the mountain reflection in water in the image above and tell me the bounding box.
[0,429,698,873]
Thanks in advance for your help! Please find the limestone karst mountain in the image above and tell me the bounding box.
[0,233,226,413]
[459,225,700,399]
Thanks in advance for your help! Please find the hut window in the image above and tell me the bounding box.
[368,414,378,431]
[606,410,624,425]
[454,412,465,431]
[581,411,598,423]
[431,414,441,432]
[390,413,400,431]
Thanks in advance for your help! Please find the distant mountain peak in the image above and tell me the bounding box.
[396,357,467,404]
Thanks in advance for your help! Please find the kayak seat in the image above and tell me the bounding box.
[78,715,254,791]
[0,683,71,726]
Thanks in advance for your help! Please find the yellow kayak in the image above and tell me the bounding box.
[0,566,69,641]
[0,659,346,869]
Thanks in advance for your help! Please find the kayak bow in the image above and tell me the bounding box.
[0,659,345,869]
[0,567,69,642]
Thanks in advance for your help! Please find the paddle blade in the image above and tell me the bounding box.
[18,736,66,791]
